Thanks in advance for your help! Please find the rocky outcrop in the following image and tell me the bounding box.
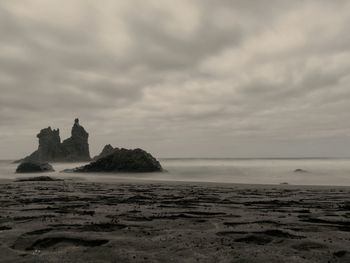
[16,162,54,173]
[72,148,162,173]
[92,144,115,161]
[18,119,91,163]
[36,127,63,162]
[60,119,91,161]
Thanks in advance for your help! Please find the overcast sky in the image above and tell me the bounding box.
[1,0,350,159]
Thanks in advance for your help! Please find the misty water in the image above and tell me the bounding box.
[1,159,350,186]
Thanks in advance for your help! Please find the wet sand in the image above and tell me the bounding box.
[0,179,349,262]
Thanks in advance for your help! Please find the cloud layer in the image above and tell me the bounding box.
[1,0,350,158]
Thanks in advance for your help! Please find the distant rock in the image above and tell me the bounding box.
[92,144,115,161]
[17,119,91,163]
[294,169,308,173]
[16,162,54,173]
[34,126,63,162]
[15,176,62,182]
[60,118,91,162]
[71,148,162,173]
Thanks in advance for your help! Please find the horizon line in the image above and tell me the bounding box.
[2,156,350,162]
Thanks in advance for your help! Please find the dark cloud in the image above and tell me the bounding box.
[1,0,350,159]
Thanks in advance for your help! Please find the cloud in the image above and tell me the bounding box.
[1,0,350,158]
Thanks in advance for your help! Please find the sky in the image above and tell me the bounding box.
[1,0,350,159]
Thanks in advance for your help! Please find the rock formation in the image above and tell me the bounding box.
[60,119,91,161]
[72,148,162,173]
[17,119,163,173]
[27,127,63,162]
[92,144,115,161]
[18,119,91,163]
[16,162,54,173]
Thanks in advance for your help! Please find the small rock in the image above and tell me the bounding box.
[15,176,62,182]
[333,250,347,258]
[16,162,54,173]
[294,169,308,173]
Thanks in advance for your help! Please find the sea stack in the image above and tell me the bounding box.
[22,127,63,162]
[61,118,91,161]
[18,119,91,163]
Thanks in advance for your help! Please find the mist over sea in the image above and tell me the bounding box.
[1,158,350,186]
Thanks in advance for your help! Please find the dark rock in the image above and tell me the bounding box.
[234,235,272,245]
[27,237,109,250]
[15,176,63,182]
[61,119,91,161]
[92,144,115,161]
[0,226,12,231]
[16,162,54,173]
[294,169,308,173]
[37,127,63,161]
[17,119,91,163]
[292,241,327,251]
[72,148,162,173]
[16,127,63,163]
[333,250,347,258]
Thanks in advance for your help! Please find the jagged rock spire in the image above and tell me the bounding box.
[19,119,91,163]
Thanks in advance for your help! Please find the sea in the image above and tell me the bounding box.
[1,158,350,186]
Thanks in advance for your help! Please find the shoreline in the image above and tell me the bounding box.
[2,175,350,188]
[4,158,350,187]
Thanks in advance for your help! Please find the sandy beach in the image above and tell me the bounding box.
[0,178,349,263]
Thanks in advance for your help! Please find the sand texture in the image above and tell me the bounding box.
[0,179,350,262]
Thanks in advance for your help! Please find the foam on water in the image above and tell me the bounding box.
[1,158,350,186]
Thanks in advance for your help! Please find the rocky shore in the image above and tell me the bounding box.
[0,179,349,262]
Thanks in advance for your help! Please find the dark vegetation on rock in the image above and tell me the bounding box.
[17,119,91,163]
[73,148,162,173]
[16,162,54,173]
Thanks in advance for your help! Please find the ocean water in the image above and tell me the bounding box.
[1,158,350,186]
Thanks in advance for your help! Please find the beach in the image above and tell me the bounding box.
[0,178,349,263]
[2,0,349,261]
